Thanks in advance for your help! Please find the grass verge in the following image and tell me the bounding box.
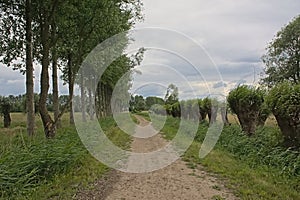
[160,116,300,200]
[134,111,151,121]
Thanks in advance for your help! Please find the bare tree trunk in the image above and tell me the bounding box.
[275,115,300,148]
[237,113,257,136]
[95,82,100,118]
[101,82,105,117]
[208,105,218,124]
[2,103,11,128]
[80,70,87,122]
[39,15,56,138]
[25,0,35,136]
[88,87,94,120]
[3,113,11,128]
[221,106,229,125]
[68,54,75,125]
[52,46,61,128]
[105,86,111,116]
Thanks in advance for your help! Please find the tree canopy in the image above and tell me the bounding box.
[0,0,143,137]
[262,15,300,86]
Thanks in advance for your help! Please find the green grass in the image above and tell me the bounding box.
[135,111,151,121]
[184,142,300,199]
[160,116,300,200]
[130,113,139,124]
[0,113,131,200]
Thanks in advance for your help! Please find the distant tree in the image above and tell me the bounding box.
[150,104,166,115]
[145,96,165,109]
[227,85,264,136]
[0,97,12,128]
[129,95,146,112]
[202,97,218,124]
[262,15,300,86]
[165,84,179,105]
[198,99,207,122]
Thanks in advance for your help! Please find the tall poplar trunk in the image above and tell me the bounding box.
[80,70,87,122]
[50,21,60,128]
[68,54,75,124]
[88,86,94,120]
[25,0,35,136]
[52,46,61,128]
[39,15,56,138]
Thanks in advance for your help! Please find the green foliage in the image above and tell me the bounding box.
[227,85,264,115]
[169,101,181,118]
[0,96,12,127]
[0,1,25,70]
[135,112,151,122]
[266,82,300,147]
[150,104,166,116]
[262,15,300,86]
[266,82,300,121]
[0,96,11,115]
[129,95,146,112]
[145,96,164,110]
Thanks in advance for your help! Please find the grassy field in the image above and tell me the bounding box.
[1,112,299,199]
[135,112,300,200]
[0,113,131,200]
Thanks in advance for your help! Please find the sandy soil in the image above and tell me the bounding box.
[76,115,238,200]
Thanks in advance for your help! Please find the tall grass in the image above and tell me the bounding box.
[0,114,131,199]
[216,125,300,178]
[159,116,300,199]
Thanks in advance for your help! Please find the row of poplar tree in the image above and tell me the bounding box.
[0,0,143,137]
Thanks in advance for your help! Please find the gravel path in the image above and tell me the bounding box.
[76,115,237,200]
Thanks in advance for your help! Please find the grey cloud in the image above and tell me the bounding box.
[1,0,300,96]
[234,79,247,87]
[137,0,299,71]
[213,81,227,89]
[0,64,69,96]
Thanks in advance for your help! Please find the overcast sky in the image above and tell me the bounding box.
[129,0,300,99]
[0,0,299,98]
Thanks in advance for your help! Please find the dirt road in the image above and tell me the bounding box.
[77,115,237,200]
